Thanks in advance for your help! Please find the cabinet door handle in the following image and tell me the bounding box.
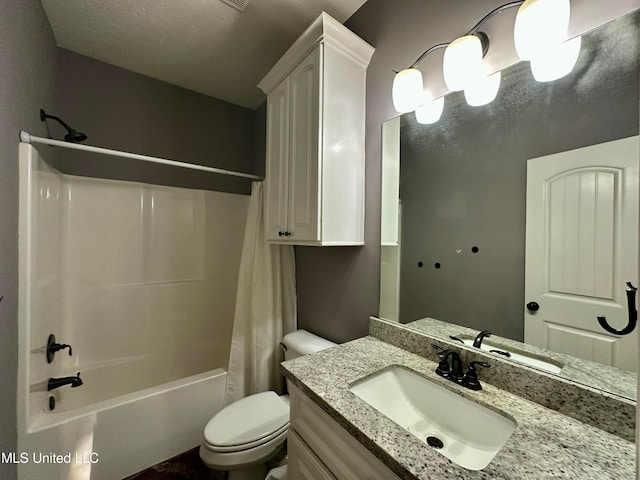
[284,231,291,236]
[278,231,283,236]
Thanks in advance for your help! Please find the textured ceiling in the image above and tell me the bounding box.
[41,0,367,109]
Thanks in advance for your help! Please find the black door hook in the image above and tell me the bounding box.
[597,282,638,336]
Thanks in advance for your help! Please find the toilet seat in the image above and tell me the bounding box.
[199,427,288,470]
[203,422,289,453]
[203,391,289,453]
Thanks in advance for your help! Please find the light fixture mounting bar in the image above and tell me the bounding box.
[410,43,448,69]
[466,0,525,36]
[405,0,525,70]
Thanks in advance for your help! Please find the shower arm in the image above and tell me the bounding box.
[40,110,73,131]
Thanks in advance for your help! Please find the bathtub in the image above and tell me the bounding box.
[17,144,247,479]
[18,369,226,480]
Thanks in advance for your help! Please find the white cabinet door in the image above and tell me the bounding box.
[265,77,290,241]
[290,384,400,480]
[260,16,372,246]
[288,45,322,242]
[288,429,337,480]
[525,136,639,372]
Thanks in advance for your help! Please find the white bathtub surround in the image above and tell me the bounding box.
[224,182,296,406]
[18,144,248,479]
[20,370,226,480]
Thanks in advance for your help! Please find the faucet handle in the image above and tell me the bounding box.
[58,344,73,356]
[431,344,452,378]
[46,334,73,363]
[469,361,491,370]
[463,361,491,391]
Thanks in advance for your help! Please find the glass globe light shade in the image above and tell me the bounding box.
[415,95,445,124]
[514,0,571,61]
[464,70,501,107]
[392,68,423,113]
[443,35,485,92]
[530,35,581,82]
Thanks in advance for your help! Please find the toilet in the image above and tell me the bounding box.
[199,329,336,480]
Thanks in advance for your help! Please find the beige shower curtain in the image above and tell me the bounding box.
[223,181,296,406]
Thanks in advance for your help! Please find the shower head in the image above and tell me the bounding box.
[64,129,88,143]
[40,109,87,143]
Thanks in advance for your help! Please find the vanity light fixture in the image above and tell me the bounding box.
[391,0,581,121]
[415,95,445,124]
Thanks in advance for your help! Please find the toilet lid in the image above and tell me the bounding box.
[204,392,289,448]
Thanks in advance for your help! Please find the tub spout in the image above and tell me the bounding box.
[48,373,83,391]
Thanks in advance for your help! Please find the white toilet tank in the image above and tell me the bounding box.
[281,329,336,360]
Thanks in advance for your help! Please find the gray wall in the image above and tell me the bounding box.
[296,0,513,343]
[296,0,640,344]
[49,48,257,194]
[0,2,58,478]
[1,4,258,478]
[399,15,638,340]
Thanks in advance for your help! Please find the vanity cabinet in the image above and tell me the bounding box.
[288,383,400,480]
[287,430,337,480]
[258,13,374,245]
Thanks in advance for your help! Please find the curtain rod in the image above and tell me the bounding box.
[19,131,264,181]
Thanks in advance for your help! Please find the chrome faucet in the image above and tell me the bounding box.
[473,330,492,348]
[48,373,83,391]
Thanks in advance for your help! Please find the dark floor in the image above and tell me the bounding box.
[124,448,228,480]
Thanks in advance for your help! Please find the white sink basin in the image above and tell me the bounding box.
[349,366,516,471]
[456,337,562,374]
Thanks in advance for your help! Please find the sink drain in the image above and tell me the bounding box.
[426,436,444,449]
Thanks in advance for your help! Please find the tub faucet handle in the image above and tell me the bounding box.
[46,334,73,363]
[54,344,72,355]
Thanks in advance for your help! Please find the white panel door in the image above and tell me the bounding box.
[525,136,639,372]
[288,45,321,242]
[265,77,290,240]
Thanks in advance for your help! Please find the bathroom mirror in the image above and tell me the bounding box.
[378,11,639,400]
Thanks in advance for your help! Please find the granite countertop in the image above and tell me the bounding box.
[281,336,636,480]
[406,317,637,400]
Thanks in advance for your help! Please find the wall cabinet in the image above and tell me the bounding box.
[288,383,400,480]
[258,13,374,245]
